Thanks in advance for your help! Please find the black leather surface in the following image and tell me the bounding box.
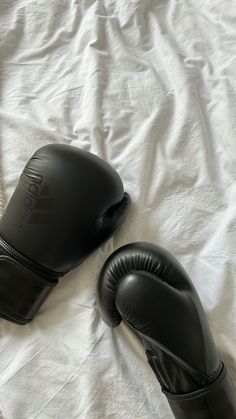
[0,255,55,324]
[165,364,236,419]
[97,242,236,418]
[0,144,130,324]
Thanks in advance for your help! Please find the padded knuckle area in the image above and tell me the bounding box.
[106,243,174,282]
[97,242,176,327]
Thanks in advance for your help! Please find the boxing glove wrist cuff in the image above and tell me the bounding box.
[163,363,236,419]
[0,236,61,279]
[0,254,58,325]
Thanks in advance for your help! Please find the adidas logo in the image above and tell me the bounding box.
[16,174,56,227]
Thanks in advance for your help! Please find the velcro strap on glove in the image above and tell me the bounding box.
[0,255,57,325]
[163,363,236,419]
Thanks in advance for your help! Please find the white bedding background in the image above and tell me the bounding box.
[0,1,236,418]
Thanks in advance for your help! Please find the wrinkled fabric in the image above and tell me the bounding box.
[0,1,236,418]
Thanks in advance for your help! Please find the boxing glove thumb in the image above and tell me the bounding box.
[95,192,130,244]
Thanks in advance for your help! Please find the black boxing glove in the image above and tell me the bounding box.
[0,144,130,325]
[97,242,236,419]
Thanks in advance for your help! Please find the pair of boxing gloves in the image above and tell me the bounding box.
[0,144,235,418]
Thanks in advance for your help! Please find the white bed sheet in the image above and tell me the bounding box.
[0,1,236,418]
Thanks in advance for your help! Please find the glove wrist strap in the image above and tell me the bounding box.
[163,364,236,419]
[0,255,57,324]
